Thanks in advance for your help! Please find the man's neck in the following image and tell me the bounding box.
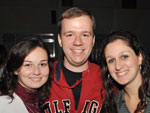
[63,60,89,72]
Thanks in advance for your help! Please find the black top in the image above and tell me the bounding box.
[62,63,82,110]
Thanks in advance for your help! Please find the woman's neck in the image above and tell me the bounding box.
[15,82,40,113]
[123,73,142,113]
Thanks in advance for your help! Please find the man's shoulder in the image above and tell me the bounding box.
[88,61,101,71]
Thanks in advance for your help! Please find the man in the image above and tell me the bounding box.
[43,7,104,113]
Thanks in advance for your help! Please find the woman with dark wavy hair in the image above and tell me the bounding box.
[0,44,7,78]
[100,31,150,113]
[0,37,52,113]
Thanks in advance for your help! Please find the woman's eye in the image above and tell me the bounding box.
[24,64,32,67]
[108,59,114,63]
[40,63,47,67]
[107,59,114,64]
[122,55,128,59]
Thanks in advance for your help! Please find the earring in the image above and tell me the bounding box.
[140,65,142,70]
[108,74,110,78]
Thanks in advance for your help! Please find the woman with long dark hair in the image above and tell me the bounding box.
[100,31,150,113]
[0,37,52,113]
[0,44,7,78]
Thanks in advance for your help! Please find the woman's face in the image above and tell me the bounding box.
[104,39,142,86]
[14,47,49,90]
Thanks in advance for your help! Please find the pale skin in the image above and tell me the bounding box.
[105,39,143,113]
[14,47,49,90]
[58,15,95,72]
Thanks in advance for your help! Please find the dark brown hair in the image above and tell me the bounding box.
[100,31,150,113]
[0,37,52,111]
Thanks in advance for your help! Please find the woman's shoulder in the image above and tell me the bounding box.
[115,90,124,104]
[0,93,29,113]
[0,94,12,102]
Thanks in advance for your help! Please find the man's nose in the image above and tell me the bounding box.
[73,35,83,46]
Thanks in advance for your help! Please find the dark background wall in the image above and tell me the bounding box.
[0,0,150,61]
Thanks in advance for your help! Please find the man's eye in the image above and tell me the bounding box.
[82,34,90,37]
[66,34,73,38]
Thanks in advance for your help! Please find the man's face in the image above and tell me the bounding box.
[58,15,95,72]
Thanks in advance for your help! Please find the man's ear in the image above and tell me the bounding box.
[58,34,62,47]
[93,35,95,47]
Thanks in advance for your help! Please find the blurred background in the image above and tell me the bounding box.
[0,0,150,64]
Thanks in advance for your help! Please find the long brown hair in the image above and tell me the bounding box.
[0,37,52,111]
[100,31,150,113]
